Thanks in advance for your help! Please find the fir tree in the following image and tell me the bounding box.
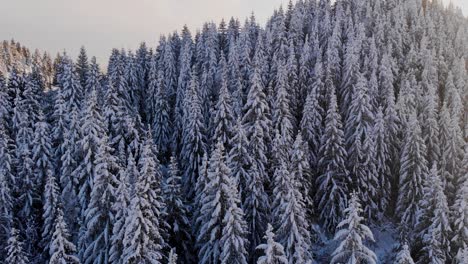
[394,244,415,264]
[76,46,89,88]
[168,248,178,264]
[81,134,118,264]
[152,69,171,161]
[316,86,349,232]
[256,224,288,264]
[6,228,29,264]
[49,208,80,264]
[41,169,60,258]
[451,147,468,255]
[162,156,193,263]
[397,112,427,237]
[197,142,247,264]
[181,69,206,199]
[109,153,134,264]
[228,118,251,204]
[330,193,377,264]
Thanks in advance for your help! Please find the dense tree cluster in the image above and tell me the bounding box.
[0,0,467,263]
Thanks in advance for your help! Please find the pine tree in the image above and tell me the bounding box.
[397,112,427,237]
[49,208,80,264]
[330,193,377,264]
[6,228,29,264]
[0,121,13,250]
[373,106,391,213]
[316,86,349,232]
[256,224,288,264]
[394,244,415,264]
[290,133,313,216]
[162,156,193,263]
[32,110,53,195]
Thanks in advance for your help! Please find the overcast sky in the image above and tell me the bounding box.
[1,0,466,66]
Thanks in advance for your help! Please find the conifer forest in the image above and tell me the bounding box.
[0,0,467,263]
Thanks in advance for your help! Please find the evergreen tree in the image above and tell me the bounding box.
[451,147,468,255]
[162,156,193,263]
[228,118,251,204]
[81,135,118,264]
[152,69,171,161]
[181,70,206,199]
[49,208,80,264]
[419,164,451,264]
[41,169,60,258]
[109,153,134,264]
[397,112,427,237]
[197,142,247,264]
[76,46,89,88]
[168,248,178,264]
[122,135,164,264]
[316,86,349,232]
[256,224,288,264]
[330,193,377,264]
[373,107,391,214]
[394,244,415,264]
[6,228,29,264]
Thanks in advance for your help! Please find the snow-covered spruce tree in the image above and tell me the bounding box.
[76,46,89,88]
[290,133,313,217]
[228,118,251,205]
[439,103,464,202]
[168,248,178,264]
[211,58,235,153]
[32,109,53,193]
[173,41,192,155]
[419,164,451,264]
[271,155,312,263]
[196,142,247,264]
[122,135,165,264]
[451,146,468,256]
[0,121,13,249]
[256,224,288,264]
[397,112,427,238]
[152,68,171,162]
[241,54,271,259]
[272,62,294,144]
[394,244,415,264]
[59,106,81,235]
[373,106,391,214]
[84,56,101,97]
[59,55,83,111]
[455,247,468,264]
[316,85,349,233]
[300,58,324,171]
[75,87,107,223]
[81,133,118,264]
[345,71,378,220]
[330,193,377,264]
[109,153,134,264]
[6,228,29,264]
[41,169,60,258]
[219,164,249,264]
[181,69,206,200]
[49,208,80,264]
[162,156,193,263]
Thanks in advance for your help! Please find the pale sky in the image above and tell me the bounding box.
[0,0,466,66]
